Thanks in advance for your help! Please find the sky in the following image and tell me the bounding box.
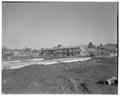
[2,2,118,49]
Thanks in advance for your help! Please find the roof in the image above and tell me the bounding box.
[87,48,99,52]
[44,45,87,51]
[56,45,81,49]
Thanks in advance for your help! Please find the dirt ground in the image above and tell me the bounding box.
[2,56,118,94]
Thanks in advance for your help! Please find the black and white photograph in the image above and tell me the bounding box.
[2,1,118,94]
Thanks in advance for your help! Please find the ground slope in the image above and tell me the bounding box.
[2,57,118,94]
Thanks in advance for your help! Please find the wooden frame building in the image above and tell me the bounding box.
[40,45,88,57]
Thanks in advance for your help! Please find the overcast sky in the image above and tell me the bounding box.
[2,2,117,49]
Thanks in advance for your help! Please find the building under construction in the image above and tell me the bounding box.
[40,45,88,57]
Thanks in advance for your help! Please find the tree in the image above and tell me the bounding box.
[41,48,44,51]
[88,42,94,48]
[89,52,94,57]
[100,44,103,47]
[24,47,31,52]
[2,46,9,51]
[57,44,62,48]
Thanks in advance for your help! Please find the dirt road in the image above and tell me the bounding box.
[2,57,91,70]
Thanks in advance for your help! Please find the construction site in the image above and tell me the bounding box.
[2,2,118,94]
[2,56,118,94]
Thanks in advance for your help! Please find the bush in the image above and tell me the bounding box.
[89,53,94,57]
